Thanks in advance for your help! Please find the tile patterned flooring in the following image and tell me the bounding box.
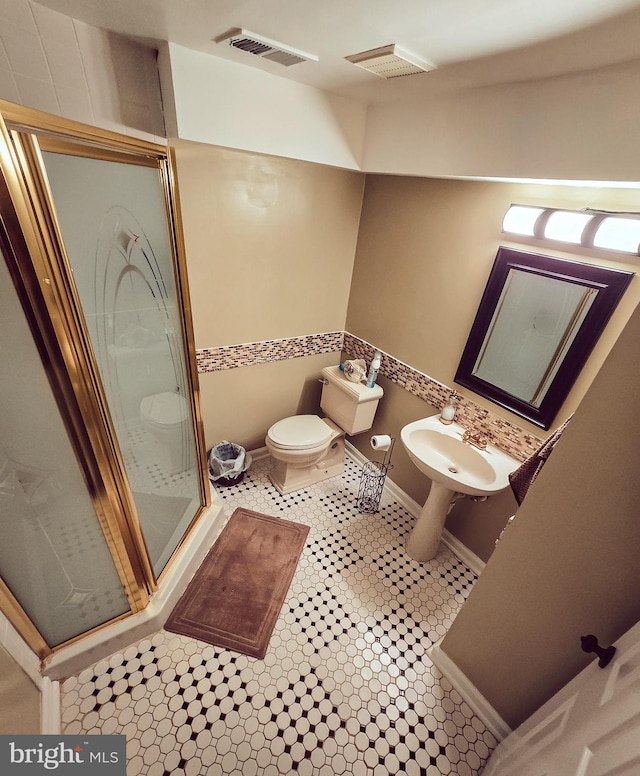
[60,454,497,775]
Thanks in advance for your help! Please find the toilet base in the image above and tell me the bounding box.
[269,436,345,495]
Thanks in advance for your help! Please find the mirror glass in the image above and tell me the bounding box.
[455,247,633,429]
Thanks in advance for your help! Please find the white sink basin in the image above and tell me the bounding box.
[400,414,520,561]
[401,414,518,497]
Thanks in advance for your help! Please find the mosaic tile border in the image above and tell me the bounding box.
[196,332,543,460]
[342,335,543,461]
[196,332,344,372]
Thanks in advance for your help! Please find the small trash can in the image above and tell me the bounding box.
[208,441,249,487]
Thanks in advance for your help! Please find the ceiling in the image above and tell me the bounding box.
[35,0,640,105]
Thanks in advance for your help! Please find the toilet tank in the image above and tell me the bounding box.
[320,365,383,435]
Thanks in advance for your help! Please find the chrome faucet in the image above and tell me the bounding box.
[461,429,488,450]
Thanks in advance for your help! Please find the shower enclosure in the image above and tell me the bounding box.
[0,101,210,658]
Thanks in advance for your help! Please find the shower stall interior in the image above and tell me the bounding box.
[0,100,211,663]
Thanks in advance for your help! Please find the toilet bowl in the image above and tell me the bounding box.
[265,365,384,495]
[265,415,345,495]
[140,391,191,475]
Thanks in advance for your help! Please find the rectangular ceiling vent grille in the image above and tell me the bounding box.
[345,44,436,78]
[216,28,318,67]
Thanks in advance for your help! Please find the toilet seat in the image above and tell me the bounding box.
[140,391,188,428]
[267,414,333,451]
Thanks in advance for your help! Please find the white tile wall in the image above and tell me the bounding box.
[0,0,165,142]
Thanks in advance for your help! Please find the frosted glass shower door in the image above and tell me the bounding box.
[0,247,130,647]
[41,151,202,577]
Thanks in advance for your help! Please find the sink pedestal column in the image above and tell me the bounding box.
[406,481,457,562]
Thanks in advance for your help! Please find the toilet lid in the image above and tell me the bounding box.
[268,415,333,450]
[140,392,188,425]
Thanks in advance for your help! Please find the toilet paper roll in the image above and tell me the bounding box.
[370,434,392,452]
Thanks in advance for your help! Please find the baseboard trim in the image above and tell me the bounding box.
[428,641,511,743]
[345,441,486,576]
[248,445,270,462]
[440,530,485,578]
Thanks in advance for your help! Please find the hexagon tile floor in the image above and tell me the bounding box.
[61,453,497,775]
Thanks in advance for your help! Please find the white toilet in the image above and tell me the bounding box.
[140,391,191,475]
[265,365,383,494]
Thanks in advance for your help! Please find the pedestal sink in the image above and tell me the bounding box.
[400,414,519,561]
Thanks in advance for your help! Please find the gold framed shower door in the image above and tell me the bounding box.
[0,100,210,659]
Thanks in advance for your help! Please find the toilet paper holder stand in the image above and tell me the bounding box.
[356,436,395,514]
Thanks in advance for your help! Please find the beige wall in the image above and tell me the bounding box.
[171,140,364,449]
[173,141,364,347]
[441,297,640,730]
[173,147,640,561]
[346,175,640,559]
[198,354,340,453]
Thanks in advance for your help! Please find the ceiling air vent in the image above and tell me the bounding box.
[345,44,436,78]
[215,28,318,67]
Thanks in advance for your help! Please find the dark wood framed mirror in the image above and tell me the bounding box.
[454,247,633,429]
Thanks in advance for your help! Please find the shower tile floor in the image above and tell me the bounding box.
[60,454,497,775]
[124,424,199,499]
